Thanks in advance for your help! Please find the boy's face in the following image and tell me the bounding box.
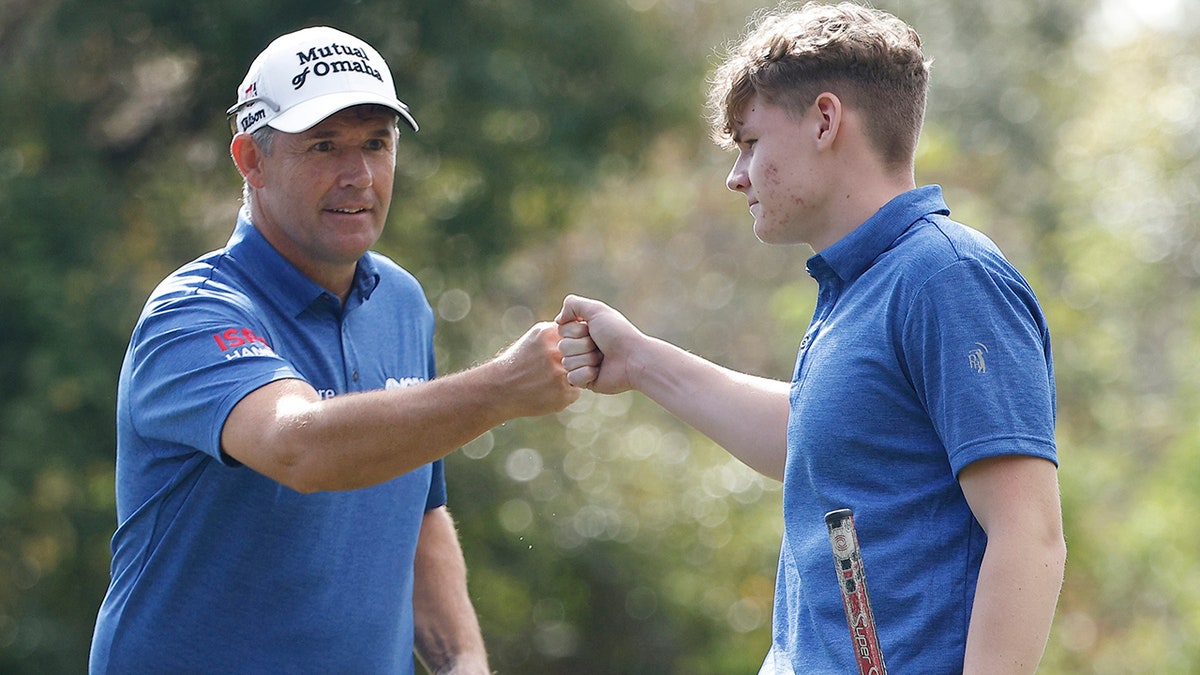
[725,95,838,250]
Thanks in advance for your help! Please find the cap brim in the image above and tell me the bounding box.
[267,92,419,133]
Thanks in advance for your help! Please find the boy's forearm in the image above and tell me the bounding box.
[963,534,1066,673]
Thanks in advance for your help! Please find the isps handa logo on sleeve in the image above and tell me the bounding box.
[212,328,278,360]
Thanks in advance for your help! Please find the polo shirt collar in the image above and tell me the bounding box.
[808,185,951,283]
[227,209,381,315]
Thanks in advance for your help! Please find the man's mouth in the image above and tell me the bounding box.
[328,207,369,214]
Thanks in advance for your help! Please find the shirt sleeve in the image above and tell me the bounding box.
[126,292,304,464]
[425,459,447,510]
[422,315,448,511]
[902,257,1057,476]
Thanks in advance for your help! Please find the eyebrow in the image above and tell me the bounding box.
[302,125,396,141]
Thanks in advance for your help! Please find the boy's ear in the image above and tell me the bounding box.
[813,92,843,148]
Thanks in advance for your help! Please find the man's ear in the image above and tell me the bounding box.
[230,133,267,189]
[813,92,843,149]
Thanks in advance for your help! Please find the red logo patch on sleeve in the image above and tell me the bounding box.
[212,328,276,360]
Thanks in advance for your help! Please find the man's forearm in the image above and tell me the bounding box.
[222,322,576,493]
[413,508,490,675]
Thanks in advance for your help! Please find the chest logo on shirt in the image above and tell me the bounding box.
[385,376,426,390]
[967,342,988,374]
[313,376,426,401]
[212,327,278,361]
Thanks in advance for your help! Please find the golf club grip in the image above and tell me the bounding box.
[825,508,887,675]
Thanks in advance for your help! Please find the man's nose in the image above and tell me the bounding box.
[340,151,373,188]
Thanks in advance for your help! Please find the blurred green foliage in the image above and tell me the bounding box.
[1,0,1199,672]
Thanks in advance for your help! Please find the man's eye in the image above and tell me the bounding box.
[312,141,333,152]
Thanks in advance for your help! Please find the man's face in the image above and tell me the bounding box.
[249,106,398,284]
[725,95,832,248]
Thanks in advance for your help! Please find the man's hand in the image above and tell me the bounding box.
[490,321,582,418]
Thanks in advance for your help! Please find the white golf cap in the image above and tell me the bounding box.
[227,26,418,135]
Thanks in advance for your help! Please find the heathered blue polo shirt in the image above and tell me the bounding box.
[91,211,447,674]
[762,185,1057,674]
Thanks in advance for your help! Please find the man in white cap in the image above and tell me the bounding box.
[89,26,577,674]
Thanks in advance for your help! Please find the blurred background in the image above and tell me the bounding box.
[1,0,1198,672]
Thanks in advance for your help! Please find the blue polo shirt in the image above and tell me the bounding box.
[763,186,1057,673]
[91,211,447,674]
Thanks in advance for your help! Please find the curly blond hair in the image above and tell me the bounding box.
[707,2,930,170]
